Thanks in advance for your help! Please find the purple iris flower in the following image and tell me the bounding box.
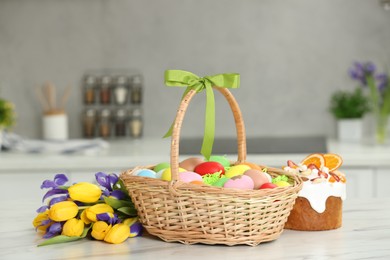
[97,213,120,225]
[349,61,377,86]
[37,205,49,213]
[110,190,126,200]
[376,73,389,93]
[95,172,118,191]
[38,174,70,212]
[130,222,143,237]
[41,174,68,189]
[42,189,69,203]
[43,222,62,239]
[48,196,69,207]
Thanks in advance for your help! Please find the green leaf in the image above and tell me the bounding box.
[103,197,134,210]
[117,206,137,217]
[38,226,91,247]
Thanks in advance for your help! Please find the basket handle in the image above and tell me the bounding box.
[170,87,247,181]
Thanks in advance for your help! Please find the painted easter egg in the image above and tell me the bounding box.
[179,157,204,172]
[273,180,291,187]
[179,171,203,183]
[194,161,225,176]
[224,164,251,179]
[223,175,254,190]
[244,169,270,189]
[161,167,186,181]
[135,169,156,178]
[240,162,263,171]
[259,183,278,189]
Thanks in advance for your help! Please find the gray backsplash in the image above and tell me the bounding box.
[1,0,389,140]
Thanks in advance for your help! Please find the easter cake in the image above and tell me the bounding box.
[282,153,346,231]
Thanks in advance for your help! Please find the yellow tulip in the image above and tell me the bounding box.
[62,218,84,237]
[91,221,111,240]
[48,201,78,222]
[104,223,130,244]
[32,211,50,233]
[68,182,102,203]
[80,209,92,224]
[85,204,114,222]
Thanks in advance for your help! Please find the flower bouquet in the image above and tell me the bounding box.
[349,62,390,144]
[33,172,142,246]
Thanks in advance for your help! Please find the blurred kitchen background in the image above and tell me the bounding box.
[1,0,390,141]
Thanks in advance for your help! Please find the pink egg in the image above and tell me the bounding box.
[244,169,270,189]
[179,171,203,183]
[223,175,254,190]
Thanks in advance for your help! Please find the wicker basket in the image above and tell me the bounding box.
[120,87,303,246]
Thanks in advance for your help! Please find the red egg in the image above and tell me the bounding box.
[194,161,225,176]
[259,183,278,189]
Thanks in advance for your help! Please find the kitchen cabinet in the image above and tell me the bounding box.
[375,168,390,197]
[343,167,374,199]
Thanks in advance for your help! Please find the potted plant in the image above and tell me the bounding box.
[349,61,390,144]
[330,88,370,142]
[0,98,16,150]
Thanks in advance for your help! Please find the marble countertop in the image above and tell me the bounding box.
[1,198,389,259]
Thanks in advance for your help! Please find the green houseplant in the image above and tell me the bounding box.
[0,98,15,149]
[330,88,370,142]
[0,98,15,130]
[330,88,370,119]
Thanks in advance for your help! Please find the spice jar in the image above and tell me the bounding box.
[113,76,129,105]
[130,75,143,104]
[114,108,127,137]
[82,108,97,138]
[128,108,143,138]
[99,76,112,105]
[83,75,97,105]
[98,108,112,138]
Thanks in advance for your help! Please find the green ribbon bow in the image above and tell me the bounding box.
[163,70,240,160]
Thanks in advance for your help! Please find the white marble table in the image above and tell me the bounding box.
[1,198,389,260]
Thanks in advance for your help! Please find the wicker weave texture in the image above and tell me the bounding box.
[120,87,303,246]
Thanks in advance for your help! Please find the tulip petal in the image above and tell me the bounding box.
[38,226,91,247]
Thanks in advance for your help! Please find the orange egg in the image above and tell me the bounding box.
[240,162,262,171]
[190,180,204,185]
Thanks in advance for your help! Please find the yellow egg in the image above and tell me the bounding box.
[161,167,186,181]
[224,165,251,179]
[274,180,291,187]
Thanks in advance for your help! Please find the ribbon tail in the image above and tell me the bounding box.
[201,85,215,160]
[163,86,193,138]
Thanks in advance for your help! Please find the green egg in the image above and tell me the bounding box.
[153,162,170,173]
[207,155,230,168]
[212,177,230,187]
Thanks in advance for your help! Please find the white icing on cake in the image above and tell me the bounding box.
[298,180,346,213]
[284,164,346,213]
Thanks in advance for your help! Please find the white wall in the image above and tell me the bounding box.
[1,0,389,139]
